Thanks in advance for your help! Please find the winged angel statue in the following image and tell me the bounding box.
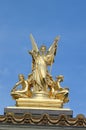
[29,34,59,92]
[11,34,69,104]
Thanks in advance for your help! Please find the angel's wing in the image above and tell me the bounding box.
[47,36,60,56]
[30,34,39,52]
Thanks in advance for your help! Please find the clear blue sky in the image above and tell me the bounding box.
[0,0,86,117]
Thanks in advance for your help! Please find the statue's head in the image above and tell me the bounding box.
[18,74,24,81]
[40,45,46,54]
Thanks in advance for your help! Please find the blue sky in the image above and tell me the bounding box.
[0,0,86,117]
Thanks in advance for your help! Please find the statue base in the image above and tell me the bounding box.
[16,97,63,108]
[4,92,73,117]
[15,91,63,108]
[4,107,73,117]
[5,91,73,117]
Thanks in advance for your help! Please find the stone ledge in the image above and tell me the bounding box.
[4,106,73,117]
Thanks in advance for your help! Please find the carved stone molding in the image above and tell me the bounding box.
[0,113,86,127]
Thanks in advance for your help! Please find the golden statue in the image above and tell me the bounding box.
[29,34,59,92]
[11,74,32,99]
[11,34,69,108]
[54,75,69,103]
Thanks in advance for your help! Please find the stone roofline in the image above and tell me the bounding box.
[0,113,86,128]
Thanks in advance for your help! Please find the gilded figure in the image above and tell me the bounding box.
[11,74,32,99]
[11,34,69,107]
[29,34,59,92]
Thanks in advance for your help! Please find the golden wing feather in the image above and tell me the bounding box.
[29,34,39,52]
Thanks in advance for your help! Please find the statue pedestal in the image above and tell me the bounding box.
[16,98,63,108]
[4,106,73,117]
[5,92,73,117]
[14,91,63,108]
[4,93,73,117]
